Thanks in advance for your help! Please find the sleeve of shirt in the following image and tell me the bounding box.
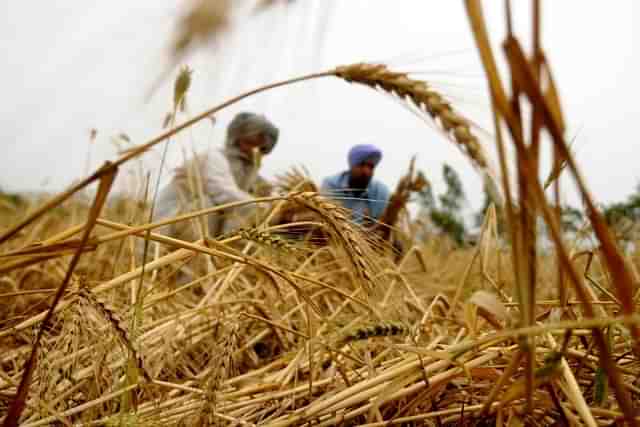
[203,150,253,206]
[371,181,391,219]
[320,177,331,192]
[320,175,337,197]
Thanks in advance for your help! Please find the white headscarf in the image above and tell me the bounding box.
[224,112,279,156]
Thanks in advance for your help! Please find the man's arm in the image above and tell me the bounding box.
[320,174,342,199]
[319,177,332,193]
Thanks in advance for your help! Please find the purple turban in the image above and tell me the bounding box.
[348,144,383,168]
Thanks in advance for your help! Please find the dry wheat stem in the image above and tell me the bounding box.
[290,192,380,295]
[2,60,497,247]
[333,63,490,171]
[3,36,639,426]
[75,288,152,383]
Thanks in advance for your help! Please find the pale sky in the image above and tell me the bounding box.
[1,1,638,215]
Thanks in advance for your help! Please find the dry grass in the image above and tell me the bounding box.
[2,188,640,426]
[2,2,640,425]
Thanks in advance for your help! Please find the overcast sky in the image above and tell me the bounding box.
[1,1,638,214]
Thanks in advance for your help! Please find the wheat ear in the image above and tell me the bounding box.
[333,63,489,171]
[342,322,408,344]
[77,288,152,383]
[290,192,378,294]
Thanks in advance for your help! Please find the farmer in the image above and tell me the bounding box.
[321,143,390,225]
[155,112,279,239]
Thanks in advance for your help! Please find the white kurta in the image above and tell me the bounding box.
[154,147,257,240]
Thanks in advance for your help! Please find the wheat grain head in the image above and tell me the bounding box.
[333,63,489,171]
[289,192,382,295]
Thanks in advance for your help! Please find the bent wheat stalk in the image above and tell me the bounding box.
[290,192,380,295]
[333,63,502,208]
[2,62,497,245]
[334,63,490,172]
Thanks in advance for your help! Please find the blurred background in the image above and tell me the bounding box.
[1,0,638,217]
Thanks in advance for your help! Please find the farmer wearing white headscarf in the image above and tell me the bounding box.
[321,143,390,224]
[155,112,279,238]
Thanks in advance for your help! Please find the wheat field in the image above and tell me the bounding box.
[2,1,640,426]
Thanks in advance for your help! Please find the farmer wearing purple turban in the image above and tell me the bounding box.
[321,143,390,224]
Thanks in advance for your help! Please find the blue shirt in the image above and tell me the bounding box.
[321,171,391,223]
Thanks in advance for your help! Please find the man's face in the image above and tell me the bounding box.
[349,160,376,189]
[237,133,267,156]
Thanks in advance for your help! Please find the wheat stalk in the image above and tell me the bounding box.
[289,192,381,295]
[172,0,231,60]
[333,63,489,171]
[274,166,318,194]
[238,228,304,255]
[196,321,239,426]
[341,322,409,344]
[331,63,503,209]
[5,19,639,424]
[76,288,152,383]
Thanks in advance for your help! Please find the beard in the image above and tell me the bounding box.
[348,174,371,191]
